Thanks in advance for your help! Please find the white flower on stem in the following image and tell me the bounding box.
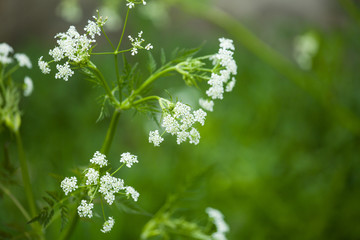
[61,176,78,195]
[49,47,64,62]
[77,200,94,218]
[85,168,99,185]
[99,172,124,205]
[149,130,164,147]
[145,43,153,50]
[143,0,147,5]
[120,152,138,168]
[125,186,139,202]
[101,217,115,233]
[176,130,189,145]
[0,43,13,64]
[225,77,236,92]
[199,98,214,112]
[193,109,206,126]
[90,151,108,167]
[189,128,200,145]
[219,37,235,51]
[84,20,101,39]
[126,0,135,9]
[55,62,74,81]
[14,53,32,69]
[38,56,50,74]
[162,115,180,135]
[128,31,153,56]
[206,207,229,240]
[23,76,33,97]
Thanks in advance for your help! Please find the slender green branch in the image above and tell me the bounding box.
[132,96,160,106]
[0,183,30,221]
[101,26,115,50]
[114,55,122,102]
[91,49,132,55]
[111,163,125,176]
[120,66,176,110]
[100,109,121,155]
[15,131,37,217]
[3,65,20,80]
[117,8,130,51]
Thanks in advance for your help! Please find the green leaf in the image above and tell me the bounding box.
[147,51,157,74]
[160,48,166,66]
[115,197,152,217]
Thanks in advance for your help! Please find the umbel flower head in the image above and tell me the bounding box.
[60,150,140,233]
[38,14,106,81]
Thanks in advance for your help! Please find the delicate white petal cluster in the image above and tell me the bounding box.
[128,31,153,55]
[14,53,32,69]
[126,1,135,9]
[293,32,319,70]
[77,200,94,218]
[23,76,33,97]
[150,101,205,146]
[199,98,214,112]
[39,16,106,80]
[206,207,229,240]
[0,43,14,64]
[206,38,237,100]
[120,152,138,168]
[125,186,140,202]
[85,168,99,185]
[149,130,164,147]
[55,62,74,81]
[38,57,50,74]
[90,151,108,167]
[99,172,125,205]
[101,217,115,233]
[61,176,78,195]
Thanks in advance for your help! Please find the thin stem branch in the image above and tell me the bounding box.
[100,109,121,155]
[117,8,130,51]
[0,183,30,221]
[111,163,125,176]
[101,27,115,51]
[132,96,160,106]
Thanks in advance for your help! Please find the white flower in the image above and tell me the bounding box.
[176,130,189,145]
[84,20,101,39]
[99,172,124,205]
[193,109,206,126]
[145,43,153,50]
[149,130,164,147]
[131,48,138,56]
[225,77,236,92]
[173,102,191,118]
[101,217,115,233]
[90,151,108,167]
[219,37,235,51]
[38,56,50,74]
[120,152,138,168]
[85,168,99,185]
[23,76,33,97]
[49,47,64,62]
[126,1,135,8]
[199,98,214,112]
[206,84,224,100]
[14,53,32,69]
[125,186,139,202]
[206,207,229,239]
[55,62,74,81]
[162,115,180,135]
[0,43,13,64]
[143,0,147,5]
[189,128,200,145]
[77,200,94,218]
[61,176,78,195]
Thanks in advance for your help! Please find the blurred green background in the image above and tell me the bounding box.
[1,0,360,239]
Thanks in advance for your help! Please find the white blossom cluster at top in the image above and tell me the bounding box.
[60,151,140,233]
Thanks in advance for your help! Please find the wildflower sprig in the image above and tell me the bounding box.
[58,151,140,233]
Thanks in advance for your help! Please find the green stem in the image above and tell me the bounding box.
[100,109,121,155]
[88,62,120,107]
[132,96,160,106]
[0,183,30,221]
[15,131,36,217]
[101,26,115,50]
[111,163,125,176]
[175,1,360,135]
[120,66,176,110]
[117,8,130,51]
[114,55,122,102]
[60,212,79,240]
[3,65,19,79]
[91,49,132,55]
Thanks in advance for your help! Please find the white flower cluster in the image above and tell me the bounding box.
[90,151,108,167]
[0,43,32,69]
[198,38,237,113]
[128,31,153,56]
[101,217,115,233]
[77,200,94,218]
[60,176,78,195]
[149,102,206,146]
[206,207,229,240]
[38,16,105,80]
[60,150,140,233]
[23,76,33,97]
[120,152,138,168]
[126,0,147,9]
